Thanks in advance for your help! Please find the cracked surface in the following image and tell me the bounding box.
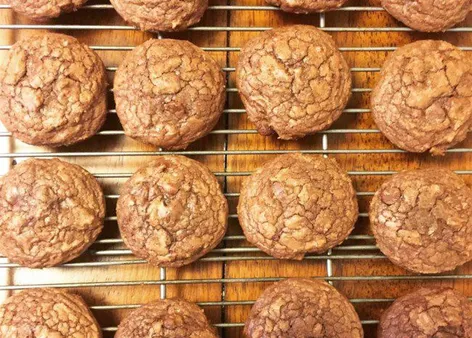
[372,40,472,156]
[369,168,472,274]
[381,0,470,32]
[236,25,351,140]
[378,288,472,338]
[0,33,107,147]
[244,278,363,338]
[116,298,217,338]
[0,158,105,268]
[110,0,208,32]
[9,0,89,21]
[266,0,348,13]
[117,156,228,267]
[0,288,101,338]
[114,39,225,150]
[238,154,358,260]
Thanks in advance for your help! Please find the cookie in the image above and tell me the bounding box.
[9,0,89,21]
[0,33,107,147]
[369,168,472,274]
[0,158,105,268]
[244,278,363,338]
[381,0,470,32]
[110,0,208,32]
[236,25,351,140]
[378,288,472,338]
[116,156,228,267]
[371,40,472,155]
[266,0,348,13]
[116,298,217,338]
[0,288,101,337]
[238,153,358,260]
[114,39,225,150]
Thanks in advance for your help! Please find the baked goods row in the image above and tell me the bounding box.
[1,26,471,155]
[1,154,471,275]
[8,0,470,33]
[0,280,470,337]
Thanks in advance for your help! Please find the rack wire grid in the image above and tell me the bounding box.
[0,1,471,337]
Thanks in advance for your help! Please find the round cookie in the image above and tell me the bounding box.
[9,0,89,21]
[0,158,105,268]
[369,168,472,274]
[266,0,348,13]
[110,0,208,32]
[378,288,472,338]
[114,39,225,150]
[0,288,101,337]
[116,298,217,338]
[116,156,228,267]
[244,278,363,338]
[238,153,358,260]
[371,40,472,156]
[381,0,470,32]
[236,25,351,140]
[0,33,107,147]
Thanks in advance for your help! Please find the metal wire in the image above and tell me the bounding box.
[0,2,471,334]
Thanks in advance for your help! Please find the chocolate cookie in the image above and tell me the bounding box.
[0,158,105,268]
[244,278,363,338]
[114,39,225,150]
[369,168,472,274]
[371,40,472,155]
[238,154,358,260]
[266,0,348,13]
[236,25,351,140]
[116,156,228,267]
[0,288,101,337]
[110,0,208,32]
[378,288,472,338]
[0,33,107,147]
[116,298,217,338]
[9,0,89,21]
[381,0,470,32]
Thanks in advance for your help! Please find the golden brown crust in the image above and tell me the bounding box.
[0,288,102,338]
[0,33,107,147]
[117,156,228,267]
[114,39,225,150]
[115,298,217,338]
[0,158,105,268]
[244,278,363,338]
[236,25,351,140]
[238,154,358,260]
[9,0,89,21]
[378,288,472,338]
[369,168,472,274]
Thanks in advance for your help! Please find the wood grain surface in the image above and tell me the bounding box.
[0,0,470,337]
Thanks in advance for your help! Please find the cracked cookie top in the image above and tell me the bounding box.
[0,158,105,268]
[116,156,228,267]
[266,0,348,13]
[381,0,470,32]
[116,298,217,338]
[0,288,101,338]
[244,278,363,338]
[236,25,351,140]
[369,168,472,274]
[0,33,107,147]
[114,39,225,150]
[110,0,208,32]
[9,0,89,21]
[371,40,472,155]
[238,153,358,260]
[378,288,472,338]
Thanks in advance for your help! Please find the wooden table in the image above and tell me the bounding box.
[0,0,470,337]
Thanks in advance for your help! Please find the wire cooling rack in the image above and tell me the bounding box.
[0,1,471,337]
